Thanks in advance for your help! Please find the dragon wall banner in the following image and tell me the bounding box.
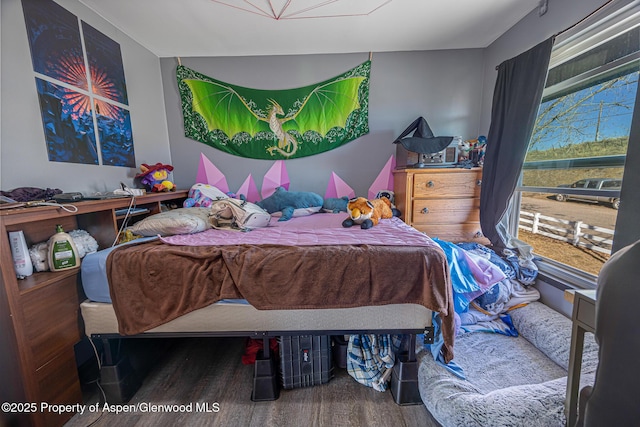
[177,61,370,160]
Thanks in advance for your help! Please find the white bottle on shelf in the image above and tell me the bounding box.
[9,230,33,278]
[48,225,81,271]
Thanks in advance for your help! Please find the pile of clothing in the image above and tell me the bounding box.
[347,238,540,388]
[439,239,540,337]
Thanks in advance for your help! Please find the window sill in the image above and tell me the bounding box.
[534,256,597,291]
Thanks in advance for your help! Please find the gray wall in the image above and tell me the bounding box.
[160,50,485,197]
[0,0,172,194]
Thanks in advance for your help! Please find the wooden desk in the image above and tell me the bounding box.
[0,191,187,426]
[564,289,596,427]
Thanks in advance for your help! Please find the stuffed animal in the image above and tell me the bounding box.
[374,190,401,217]
[256,187,324,221]
[29,242,49,272]
[135,163,175,192]
[342,196,399,229]
[375,190,395,206]
[183,183,229,207]
[322,196,349,213]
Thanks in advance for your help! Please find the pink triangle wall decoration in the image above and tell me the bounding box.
[195,153,229,193]
[368,155,396,199]
[237,174,261,203]
[325,172,355,199]
[261,160,290,199]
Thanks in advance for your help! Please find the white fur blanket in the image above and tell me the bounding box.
[417,302,598,427]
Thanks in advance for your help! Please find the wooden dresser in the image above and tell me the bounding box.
[393,167,486,243]
[0,191,187,427]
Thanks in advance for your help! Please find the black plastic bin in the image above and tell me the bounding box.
[279,335,333,389]
[331,335,349,369]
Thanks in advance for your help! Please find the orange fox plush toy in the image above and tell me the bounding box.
[342,196,398,229]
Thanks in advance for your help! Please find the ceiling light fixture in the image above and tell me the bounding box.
[211,0,392,20]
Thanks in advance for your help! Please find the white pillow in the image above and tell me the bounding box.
[129,207,212,236]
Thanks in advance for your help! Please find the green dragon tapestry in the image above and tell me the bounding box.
[177,61,370,160]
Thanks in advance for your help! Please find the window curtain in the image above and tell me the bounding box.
[480,37,554,251]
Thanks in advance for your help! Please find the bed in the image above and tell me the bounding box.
[78,212,454,403]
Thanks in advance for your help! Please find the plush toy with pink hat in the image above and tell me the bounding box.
[135,163,175,192]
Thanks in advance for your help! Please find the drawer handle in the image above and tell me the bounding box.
[426,181,435,188]
[476,179,482,186]
[421,207,429,214]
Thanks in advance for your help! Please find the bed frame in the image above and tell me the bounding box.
[80,213,451,405]
[81,300,434,404]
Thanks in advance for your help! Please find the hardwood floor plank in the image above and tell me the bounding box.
[65,337,441,427]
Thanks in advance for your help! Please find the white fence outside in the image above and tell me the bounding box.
[519,210,614,255]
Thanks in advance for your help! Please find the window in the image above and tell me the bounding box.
[601,180,621,188]
[516,1,640,279]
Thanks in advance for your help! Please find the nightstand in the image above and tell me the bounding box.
[564,289,596,427]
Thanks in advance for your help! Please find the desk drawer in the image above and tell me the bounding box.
[576,297,596,330]
[34,348,82,426]
[22,276,82,369]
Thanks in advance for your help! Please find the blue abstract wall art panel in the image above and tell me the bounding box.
[35,78,99,165]
[97,102,136,167]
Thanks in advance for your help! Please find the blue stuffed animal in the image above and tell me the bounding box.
[322,196,349,213]
[256,187,324,221]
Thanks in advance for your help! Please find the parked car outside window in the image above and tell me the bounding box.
[555,178,621,209]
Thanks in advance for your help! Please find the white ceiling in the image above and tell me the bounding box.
[76,0,541,58]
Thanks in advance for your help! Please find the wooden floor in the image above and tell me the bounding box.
[65,337,441,427]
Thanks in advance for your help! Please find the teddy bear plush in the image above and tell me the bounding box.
[342,196,399,229]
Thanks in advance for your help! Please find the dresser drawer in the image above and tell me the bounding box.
[413,170,482,199]
[412,198,480,225]
[413,223,486,242]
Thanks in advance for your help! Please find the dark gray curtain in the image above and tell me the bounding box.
[480,37,554,251]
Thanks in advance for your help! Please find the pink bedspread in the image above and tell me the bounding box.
[161,214,435,247]
[108,213,456,362]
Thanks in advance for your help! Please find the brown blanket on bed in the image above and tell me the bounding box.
[106,240,455,362]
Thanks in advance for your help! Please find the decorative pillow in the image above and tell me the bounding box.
[129,207,212,236]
